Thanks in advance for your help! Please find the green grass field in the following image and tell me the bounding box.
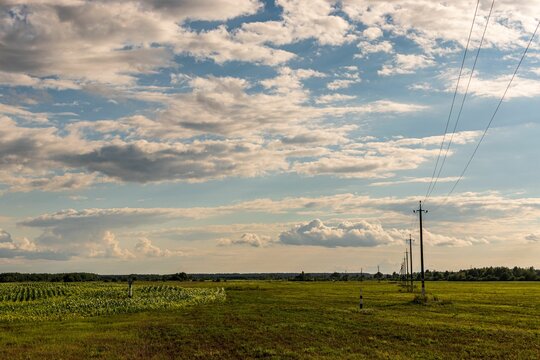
[0,281,538,359]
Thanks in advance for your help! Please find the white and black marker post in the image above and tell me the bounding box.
[359,288,363,309]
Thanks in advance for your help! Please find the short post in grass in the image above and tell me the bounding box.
[128,278,134,298]
[359,288,363,309]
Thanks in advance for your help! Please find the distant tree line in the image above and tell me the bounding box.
[0,272,190,283]
[0,267,537,283]
[423,266,539,281]
[388,267,539,282]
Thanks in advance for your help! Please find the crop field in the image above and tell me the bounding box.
[0,281,539,359]
[0,282,225,321]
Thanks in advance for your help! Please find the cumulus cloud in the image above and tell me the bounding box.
[316,94,357,104]
[327,79,359,90]
[89,231,134,259]
[236,0,355,46]
[0,103,49,123]
[218,233,273,247]
[278,219,400,247]
[134,237,182,257]
[0,228,70,260]
[0,0,266,84]
[142,0,262,21]
[58,140,288,183]
[451,73,540,99]
[173,26,295,66]
[424,230,489,247]
[0,229,13,243]
[4,172,104,193]
[19,208,192,230]
[355,40,394,58]
[0,71,80,90]
[17,208,197,259]
[5,187,538,261]
[274,216,499,249]
[378,54,435,76]
[2,104,480,192]
[292,130,478,179]
[0,2,176,84]
[525,234,539,243]
[342,0,540,54]
[19,208,180,258]
[362,26,383,41]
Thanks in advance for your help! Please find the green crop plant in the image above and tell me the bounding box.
[0,283,225,321]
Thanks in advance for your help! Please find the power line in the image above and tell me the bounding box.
[426,16,539,211]
[424,0,480,201]
[426,0,494,201]
[436,20,540,208]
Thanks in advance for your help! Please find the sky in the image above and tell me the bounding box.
[0,0,539,274]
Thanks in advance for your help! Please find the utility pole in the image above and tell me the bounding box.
[408,234,414,292]
[413,201,428,297]
[405,249,409,288]
[377,265,380,282]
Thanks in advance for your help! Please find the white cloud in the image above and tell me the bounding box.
[236,0,355,46]
[370,176,460,187]
[342,0,540,54]
[6,188,540,261]
[378,53,435,76]
[218,233,273,247]
[278,219,400,247]
[0,229,12,243]
[142,0,262,21]
[316,93,357,104]
[356,40,394,58]
[456,73,540,99]
[0,0,265,85]
[408,82,435,91]
[363,26,383,40]
[173,26,295,66]
[0,94,427,191]
[0,71,80,90]
[0,228,68,260]
[89,231,134,259]
[525,234,539,243]
[424,229,489,247]
[134,237,182,257]
[292,130,476,179]
[0,103,49,123]
[5,173,104,193]
[327,79,359,90]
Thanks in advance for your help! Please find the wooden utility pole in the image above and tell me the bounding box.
[405,250,409,288]
[414,201,428,297]
[408,234,414,292]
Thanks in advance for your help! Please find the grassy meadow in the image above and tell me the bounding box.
[0,281,539,359]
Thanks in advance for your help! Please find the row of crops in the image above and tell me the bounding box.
[0,283,226,321]
[0,285,68,302]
